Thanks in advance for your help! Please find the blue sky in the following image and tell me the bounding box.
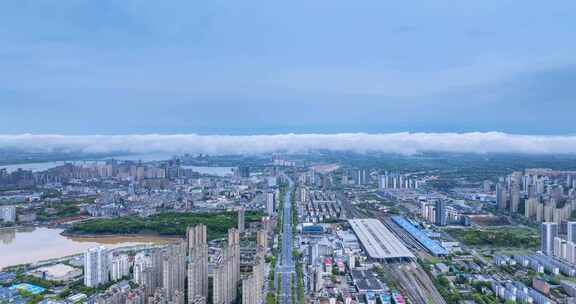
[1,0,575,135]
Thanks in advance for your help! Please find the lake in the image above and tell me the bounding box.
[0,227,175,270]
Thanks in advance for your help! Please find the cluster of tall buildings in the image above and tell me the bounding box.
[495,170,576,224]
[420,200,471,227]
[0,168,34,190]
[84,221,267,304]
[541,222,576,265]
[420,201,448,226]
[378,173,422,191]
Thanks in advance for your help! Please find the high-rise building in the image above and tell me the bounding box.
[162,243,186,304]
[0,205,16,223]
[356,169,367,185]
[110,254,130,281]
[300,187,308,204]
[435,200,447,226]
[213,253,228,304]
[525,197,539,219]
[266,191,276,216]
[237,166,250,178]
[242,275,257,304]
[541,222,558,256]
[241,256,264,304]
[84,246,109,287]
[568,222,576,243]
[133,252,153,286]
[187,225,208,304]
[510,184,521,214]
[238,208,245,233]
[496,183,508,211]
[227,229,240,303]
[256,229,268,253]
[212,229,240,304]
[554,236,567,260]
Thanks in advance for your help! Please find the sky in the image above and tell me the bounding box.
[1,0,576,136]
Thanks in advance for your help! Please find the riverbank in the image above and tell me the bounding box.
[0,227,175,270]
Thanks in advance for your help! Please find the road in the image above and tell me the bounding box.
[277,174,295,304]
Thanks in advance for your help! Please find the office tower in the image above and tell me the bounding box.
[84,246,109,287]
[435,200,447,226]
[162,244,186,304]
[0,205,16,223]
[110,254,130,281]
[266,191,275,216]
[568,222,576,243]
[541,222,558,256]
[187,225,208,304]
[238,207,245,233]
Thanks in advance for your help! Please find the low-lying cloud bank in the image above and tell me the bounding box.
[1,132,576,155]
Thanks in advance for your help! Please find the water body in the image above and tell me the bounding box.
[0,227,173,270]
[182,166,235,177]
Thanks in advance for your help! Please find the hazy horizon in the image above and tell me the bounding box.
[3,132,576,155]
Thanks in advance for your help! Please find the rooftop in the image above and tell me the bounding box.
[348,219,414,261]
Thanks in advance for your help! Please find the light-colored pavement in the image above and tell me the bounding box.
[277,174,295,304]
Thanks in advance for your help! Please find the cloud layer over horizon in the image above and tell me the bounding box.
[2,132,576,156]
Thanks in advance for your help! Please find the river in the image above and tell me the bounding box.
[0,227,175,270]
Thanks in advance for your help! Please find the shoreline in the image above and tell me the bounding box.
[60,230,185,240]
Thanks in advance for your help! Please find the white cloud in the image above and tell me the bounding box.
[1,132,576,155]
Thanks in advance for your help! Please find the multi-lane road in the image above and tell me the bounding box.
[277,174,295,304]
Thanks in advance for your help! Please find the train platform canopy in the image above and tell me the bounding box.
[391,216,448,256]
[348,218,414,262]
